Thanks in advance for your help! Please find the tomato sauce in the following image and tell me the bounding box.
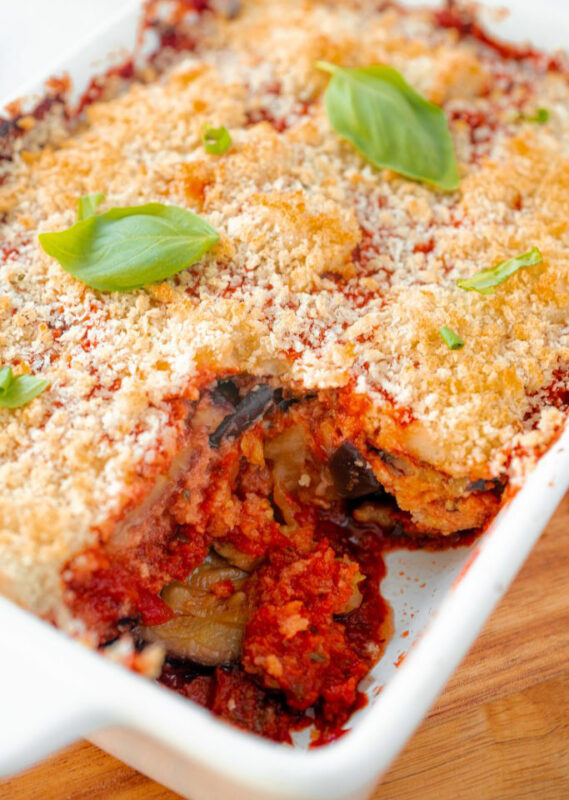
[155,502,476,745]
[66,527,211,634]
[50,0,533,748]
[434,5,567,72]
[161,662,310,742]
[70,486,472,745]
[65,373,484,745]
[76,61,135,115]
[155,506,392,746]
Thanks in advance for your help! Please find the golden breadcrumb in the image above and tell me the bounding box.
[0,0,567,616]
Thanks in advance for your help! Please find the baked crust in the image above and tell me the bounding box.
[0,0,568,617]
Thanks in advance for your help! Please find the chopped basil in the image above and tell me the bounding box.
[316,61,460,190]
[0,366,49,409]
[522,108,550,124]
[457,247,543,295]
[39,202,219,292]
[202,124,232,155]
[439,326,464,350]
[77,193,105,221]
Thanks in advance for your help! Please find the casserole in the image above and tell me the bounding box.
[1,1,569,797]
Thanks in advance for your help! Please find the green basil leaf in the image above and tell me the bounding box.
[316,61,460,191]
[456,247,543,295]
[77,192,105,221]
[0,366,49,409]
[439,326,464,350]
[39,203,220,292]
[202,125,232,155]
[522,107,550,124]
[0,366,13,394]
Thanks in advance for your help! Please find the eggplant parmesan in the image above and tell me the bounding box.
[0,0,568,743]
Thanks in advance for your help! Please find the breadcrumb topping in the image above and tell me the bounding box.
[0,0,567,614]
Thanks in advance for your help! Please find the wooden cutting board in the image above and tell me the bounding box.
[2,492,569,800]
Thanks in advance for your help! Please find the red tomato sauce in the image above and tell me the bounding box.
[434,5,566,71]
[156,507,392,745]
[49,0,535,747]
[65,377,483,745]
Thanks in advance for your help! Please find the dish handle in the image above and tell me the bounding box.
[0,598,111,777]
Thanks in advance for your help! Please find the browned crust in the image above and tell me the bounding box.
[0,0,567,618]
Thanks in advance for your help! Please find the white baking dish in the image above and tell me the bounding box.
[1,2,568,798]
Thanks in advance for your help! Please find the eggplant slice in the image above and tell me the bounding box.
[141,554,249,666]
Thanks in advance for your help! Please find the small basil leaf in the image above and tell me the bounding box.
[439,326,464,350]
[39,203,220,292]
[202,125,232,155]
[78,192,105,221]
[457,247,543,295]
[316,61,460,191]
[0,366,49,409]
[522,108,550,124]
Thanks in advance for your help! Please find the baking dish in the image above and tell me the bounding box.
[1,1,569,798]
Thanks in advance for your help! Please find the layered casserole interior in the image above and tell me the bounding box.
[0,0,568,742]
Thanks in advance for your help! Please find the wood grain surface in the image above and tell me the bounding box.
[2,492,568,800]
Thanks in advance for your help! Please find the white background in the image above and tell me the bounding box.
[0,0,127,99]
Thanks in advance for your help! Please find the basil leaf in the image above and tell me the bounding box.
[0,366,12,394]
[39,203,220,292]
[457,247,543,295]
[0,366,49,409]
[202,125,232,155]
[439,326,464,350]
[316,61,460,191]
[523,108,550,124]
[77,193,105,221]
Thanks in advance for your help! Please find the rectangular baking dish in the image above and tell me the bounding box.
[1,2,568,798]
